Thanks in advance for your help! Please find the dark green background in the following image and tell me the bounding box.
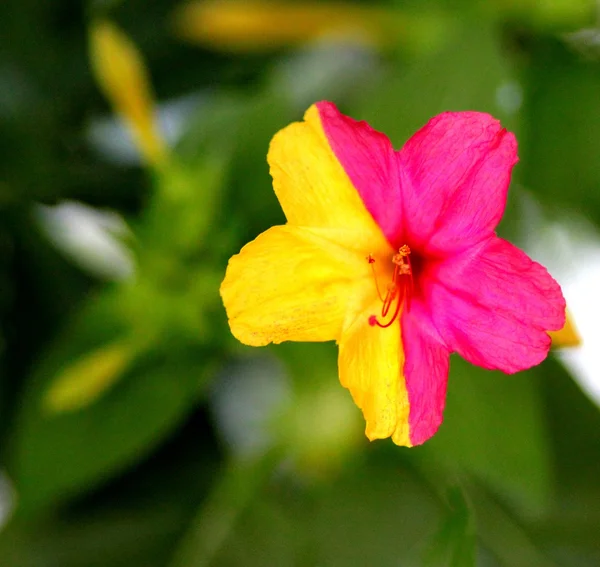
[1,0,599,565]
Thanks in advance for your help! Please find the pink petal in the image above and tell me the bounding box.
[398,112,518,255]
[316,101,402,246]
[427,236,566,373]
[401,303,450,446]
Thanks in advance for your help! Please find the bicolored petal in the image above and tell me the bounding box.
[338,301,411,446]
[398,112,518,255]
[338,298,450,447]
[267,104,391,256]
[315,101,403,246]
[221,225,379,346]
[428,236,566,373]
[401,305,450,445]
[311,105,518,256]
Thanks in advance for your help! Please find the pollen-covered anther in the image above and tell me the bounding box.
[368,245,413,328]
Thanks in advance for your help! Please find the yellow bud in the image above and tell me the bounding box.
[43,341,133,413]
[171,1,398,52]
[549,310,581,348]
[89,20,168,168]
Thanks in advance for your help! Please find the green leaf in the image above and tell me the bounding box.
[422,358,553,513]
[354,17,518,149]
[497,0,594,31]
[520,38,600,229]
[8,292,215,516]
[170,449,282,567]
[140,154,230,258]
[541,357,600,494]
[467,483,557,567]
[423,486,476,567]
[274,342,364,479]
[176,91,292,236]
[206,457,446,567]
[0,437,220,567]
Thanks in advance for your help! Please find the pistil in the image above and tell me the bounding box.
[368,245,413,328]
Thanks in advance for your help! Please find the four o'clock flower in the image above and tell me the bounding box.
[220,101,566,447]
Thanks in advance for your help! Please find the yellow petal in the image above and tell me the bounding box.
[267,105,389,247]
[221,225,383,346]
[549,309,581,348]
[89,20,168,168]
[338,303,411,446]
[43,341,133,414]
[172,1,393,52]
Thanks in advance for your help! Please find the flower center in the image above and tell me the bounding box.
[367,245,413,328]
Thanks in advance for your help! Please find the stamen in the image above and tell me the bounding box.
[367,254,385,302]
[368,246,413,328]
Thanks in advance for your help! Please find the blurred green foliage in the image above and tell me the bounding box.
[1,0,600,566]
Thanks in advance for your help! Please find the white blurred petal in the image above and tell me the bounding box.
[35,200,135,280]
[210,355,291,458]
[522,196,600,405]
[271,39,381,108]
[87,93,204,165]
[495,81,523,116]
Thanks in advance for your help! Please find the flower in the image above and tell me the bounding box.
[220,102,566,447]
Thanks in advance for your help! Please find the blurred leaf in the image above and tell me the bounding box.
[541,358,600,492]
[0,505,182,567]
[469,483,557,567]
[274,342,363,479]
[0,420,220,567]
[423,486,475,567]
[493,0,594,31]
[140,155,230,258]
[564,27,600,60]
[209,457,444,567]
[177,91,292,237]
[8,291,215,515]
[355,17,517,144]
[170,449,282,567]
[520,38,600,229]
[422,357,553,514]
